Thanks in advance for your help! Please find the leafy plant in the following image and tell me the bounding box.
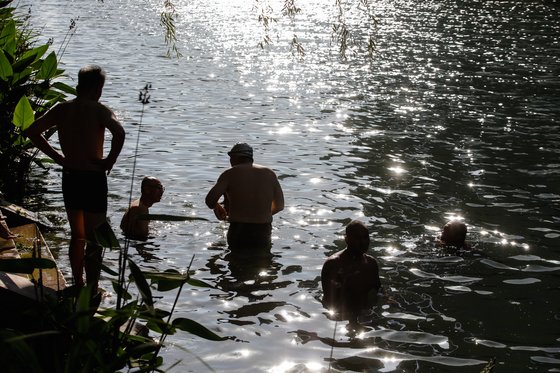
[0,0,74,201]
[0,221,225,372]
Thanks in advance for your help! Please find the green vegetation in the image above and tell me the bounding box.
[0,0,74,201]
[0,222,226,372]
[1,2,226,371]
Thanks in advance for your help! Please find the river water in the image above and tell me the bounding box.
[19,0,560,372]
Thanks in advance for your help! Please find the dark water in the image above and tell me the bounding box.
[20,0,560,371]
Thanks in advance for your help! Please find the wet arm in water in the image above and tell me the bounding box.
[271,178,285,215]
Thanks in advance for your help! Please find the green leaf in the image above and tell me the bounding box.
[52,81,76,96]
[128,258,154,308]
[0,19,16,51]
[36,51,57,80]
[12,67,32,86]
[12,52,38,73]
[142,269,213,291]
[139,214,209,222]
[143,270,185,291]
[0,49,13,81]
[76,287,93,333]
[12,95,34,130]
[94,220,120,249]
[112,279,132,300]
[186,277,214,288]
[19,44,49,65]
[100,262,119,276]
[172,318,227,341]
[0,258,56,274]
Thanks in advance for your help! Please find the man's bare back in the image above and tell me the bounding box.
[27,97,124,173]
[205,143,284,249]
[215,163,283,224]
[25,65,124,292]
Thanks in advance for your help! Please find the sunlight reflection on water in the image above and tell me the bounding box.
[19,0,560,371]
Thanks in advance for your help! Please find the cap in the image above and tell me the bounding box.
[227,143,253,159]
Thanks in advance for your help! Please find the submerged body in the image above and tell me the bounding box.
[205,143,284,249]
[121,177,164,240]
[321,221,381,321]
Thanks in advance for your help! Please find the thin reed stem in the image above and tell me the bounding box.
[117,83,151,310]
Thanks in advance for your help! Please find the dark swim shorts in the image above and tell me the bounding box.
[227,222,272,250]
[62,169,108,213]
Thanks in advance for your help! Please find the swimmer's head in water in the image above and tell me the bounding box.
[441,220,467,248]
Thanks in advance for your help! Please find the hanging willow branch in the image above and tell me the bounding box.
[160,0,182,58]
[156,0,375,60]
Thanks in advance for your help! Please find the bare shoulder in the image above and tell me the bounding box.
[253,163,278,176]
[326,250,343,262]
[93,101,117,119]
[364,254,379,267]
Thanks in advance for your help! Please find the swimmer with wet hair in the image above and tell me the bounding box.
[440,220,470,250]
[321,220,381,322]
[120,176,165,240]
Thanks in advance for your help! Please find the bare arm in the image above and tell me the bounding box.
[205,172,229,220]
[370,258,381,293]
[271,175,284,215]
[321,260,337,309]
[120,205,149,239]
[24,105,65,166]
[97,109,125,174]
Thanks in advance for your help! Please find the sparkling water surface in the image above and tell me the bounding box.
[19,0,560,371]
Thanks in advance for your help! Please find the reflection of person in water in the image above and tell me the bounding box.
[321,220,381,322]
[439,220,471,250]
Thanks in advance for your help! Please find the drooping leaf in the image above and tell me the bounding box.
[145,318,175,335]
[100,262,119,276]
[0,19,16,53]
[0,49,13,81]
[36,51,57,80]
[94,220,120,249]
[16,44,49,68]
[142,269,187,291]
[142,269,213,291]
[12,95,34,130]
[128,258,154,308]
[52,81,76,96]
[123,341,160,360]
[0,258,56,274]
[12,67,31,85]
[12,51,38,73]
[172,318,227,341]
[111,279,132,300]
[76,287,94,333]
[138,214,209,222]
[186,277,214,288]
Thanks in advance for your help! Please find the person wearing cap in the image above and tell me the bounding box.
[321,220,381,322]
[120,176,165,240]
[205,143,285,250]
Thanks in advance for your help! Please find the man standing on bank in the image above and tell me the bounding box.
[205,143,285,250]
[25,65,125,292]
